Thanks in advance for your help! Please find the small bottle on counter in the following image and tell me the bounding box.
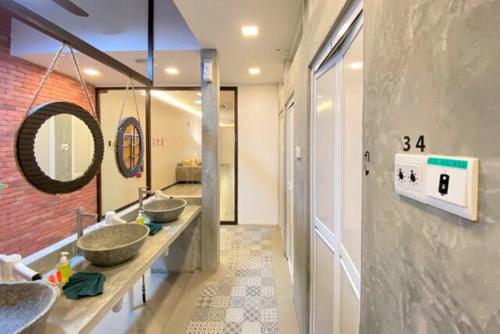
[136,210,145,225]
[57,252,72,284]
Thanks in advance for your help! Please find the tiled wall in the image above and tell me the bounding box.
[0,11,97,256]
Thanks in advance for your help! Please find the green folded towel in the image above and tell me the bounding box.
[146,222,162,235]
[63,272,105,300]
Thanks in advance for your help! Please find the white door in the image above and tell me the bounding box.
[311,19,363,334]
[285,102,295,279]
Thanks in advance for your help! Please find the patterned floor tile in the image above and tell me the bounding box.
[187,227,279,333]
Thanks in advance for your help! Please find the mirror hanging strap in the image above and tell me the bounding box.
[25,42,99,122]
[68,46,98,121]
[117,77,142,126]
[25,42,66,116]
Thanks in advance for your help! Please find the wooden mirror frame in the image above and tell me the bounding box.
[16,101,104,194]
[115,116,144,178]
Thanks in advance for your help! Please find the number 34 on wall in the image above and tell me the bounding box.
[402,135,426,152]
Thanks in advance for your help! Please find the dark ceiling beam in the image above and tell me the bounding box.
[147,0,154,82]
[0,0,152,87]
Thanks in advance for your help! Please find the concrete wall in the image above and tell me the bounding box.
[282,0,500,333]
[362,1,500,333]
[238,84,279,225]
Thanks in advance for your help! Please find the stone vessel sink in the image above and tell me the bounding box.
[0,282,57,334]
[76,223,149,267]
[143,198,187,223]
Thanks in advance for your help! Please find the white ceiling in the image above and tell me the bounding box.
[149,89,235,125]
[10,0,302,87]
[173,0,302,85]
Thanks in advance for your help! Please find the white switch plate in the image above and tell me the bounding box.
[295,146,302,160]
[203,61,213,82]
[395,154,479,221]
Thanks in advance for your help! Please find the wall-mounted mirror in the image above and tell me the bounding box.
[16,102,104,194]
[116,116,144,178]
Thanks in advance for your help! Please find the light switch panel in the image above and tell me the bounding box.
[203,61,213,82]
[426,164,467,207]
[395,154,479,221]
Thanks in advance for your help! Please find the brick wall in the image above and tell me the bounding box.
[0,11,98,256]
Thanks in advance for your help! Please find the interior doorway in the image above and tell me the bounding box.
[310,13,363,334]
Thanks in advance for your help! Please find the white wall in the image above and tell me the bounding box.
[238,84,279,225]
[100,90,147,213]
[151,99,202,190]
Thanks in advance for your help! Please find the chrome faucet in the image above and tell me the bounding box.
[75,208,98,239]
[138,186,154,210]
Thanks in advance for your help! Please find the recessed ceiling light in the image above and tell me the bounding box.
[249,67,261,75]
[348,62,363,70]
[165,67,179,75]
[195,100,201,104]
[242,25,259,37]
[83,68,100,76]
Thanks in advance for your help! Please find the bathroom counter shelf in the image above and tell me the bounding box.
[43,205,201,334]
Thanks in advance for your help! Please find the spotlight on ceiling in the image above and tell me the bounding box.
[165,67,179,75]
[248,67,261,75]
[83,68,100,76]
[349,62,363,70]
[242,25,259,37]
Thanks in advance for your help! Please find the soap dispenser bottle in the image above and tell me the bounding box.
[136,210,145,225]
[58,252,72,284]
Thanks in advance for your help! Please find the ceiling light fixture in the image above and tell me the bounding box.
[249,67,261,75]
[195,100,202,105]
[349,62,363,70]
[83,68,100,76]
[151,90,201,118]
[242,25,259,37]
[165,67,179,75]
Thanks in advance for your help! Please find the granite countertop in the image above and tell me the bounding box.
[43,205,201,334]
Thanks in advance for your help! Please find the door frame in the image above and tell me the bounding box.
[309,2,364,333]
[278,110,286,244]
[220,86,238,225]
[284,96,295,280]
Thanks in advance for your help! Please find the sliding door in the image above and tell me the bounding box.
[311,16,363,334]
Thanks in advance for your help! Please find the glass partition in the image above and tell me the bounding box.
[152,89,202,197]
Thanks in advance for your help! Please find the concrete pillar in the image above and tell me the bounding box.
[200,49,220,271]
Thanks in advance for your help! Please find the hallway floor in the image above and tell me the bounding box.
[163,164,235,222]
[92,226,299,334]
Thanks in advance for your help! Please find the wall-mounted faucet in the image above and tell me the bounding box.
[138,186,154,211]
[75,208,98,239]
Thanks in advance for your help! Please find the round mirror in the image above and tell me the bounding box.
[116,117,144,178]
[16,102,104,194]
[34,114,95,182]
